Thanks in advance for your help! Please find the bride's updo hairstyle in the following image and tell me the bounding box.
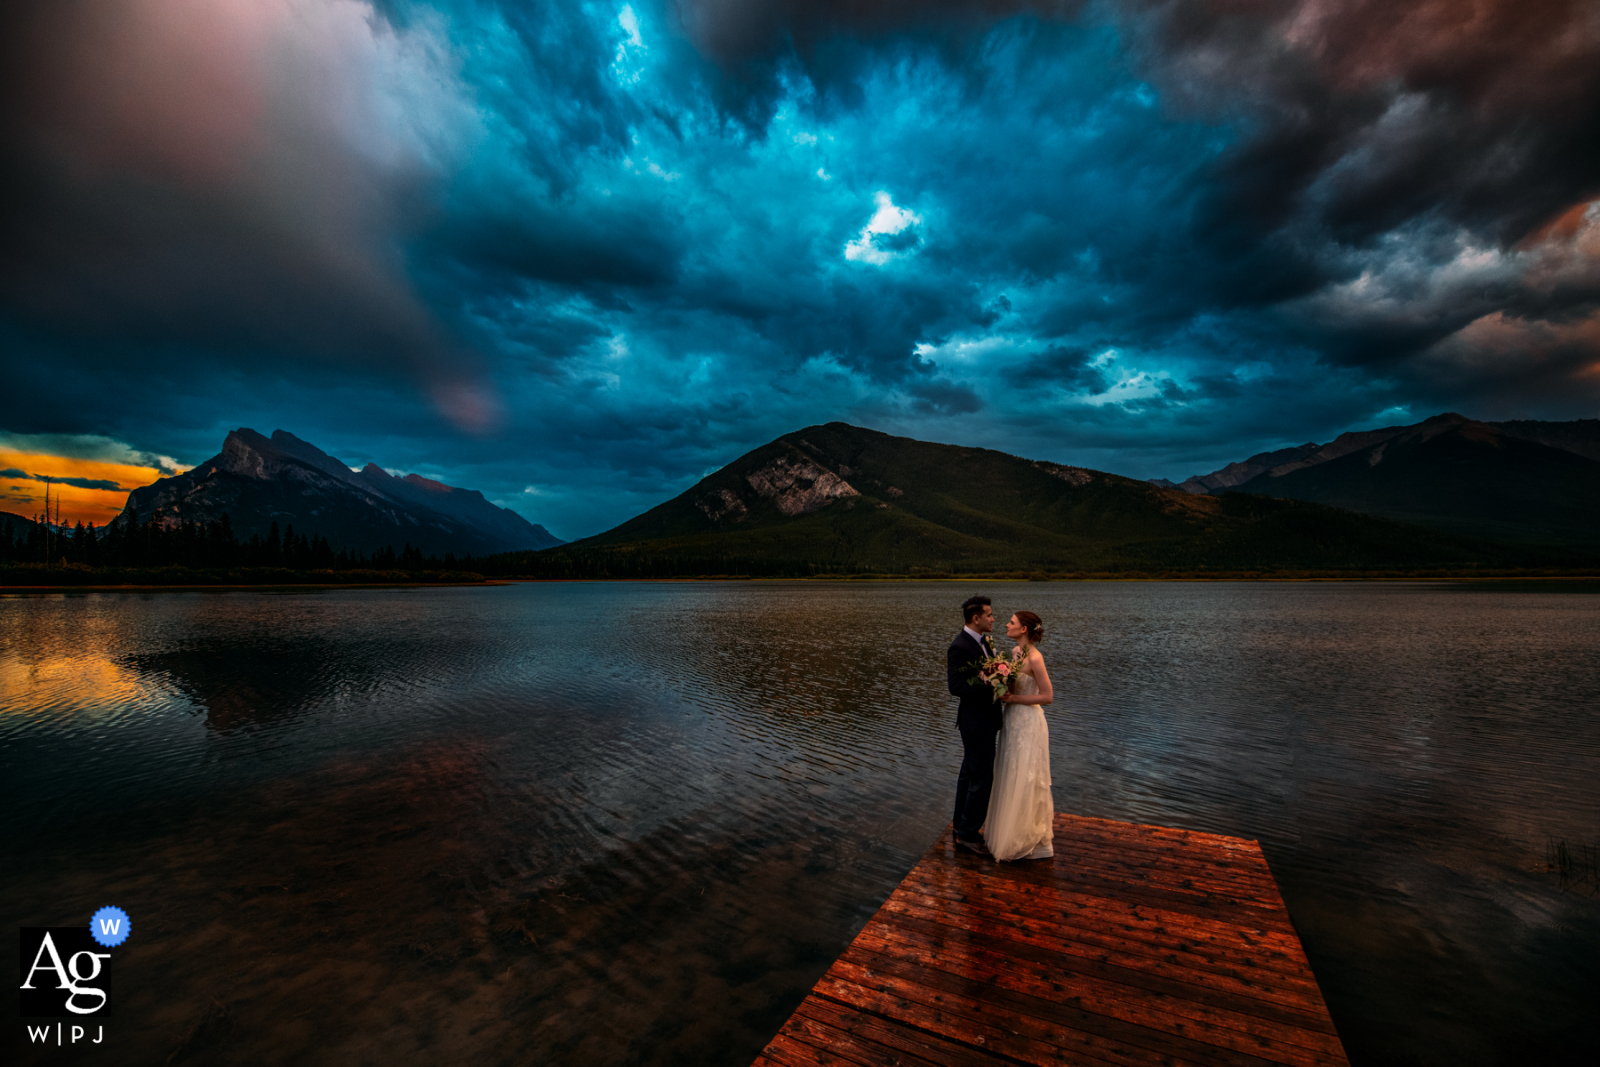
[1015,610,1044,643]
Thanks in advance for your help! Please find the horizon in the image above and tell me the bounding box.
[0,407,1574,540]
[2,2,1597,539]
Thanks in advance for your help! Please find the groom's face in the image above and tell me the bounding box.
[970,604,994,634]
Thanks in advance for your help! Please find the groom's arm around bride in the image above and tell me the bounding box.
[948,595,1004,852]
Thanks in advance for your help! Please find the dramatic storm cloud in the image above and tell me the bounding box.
[1,0,1596,536]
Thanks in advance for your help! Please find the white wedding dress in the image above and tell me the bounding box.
[982,662,1055,861]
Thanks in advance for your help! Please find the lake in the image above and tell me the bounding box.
[3,581,1597,1066]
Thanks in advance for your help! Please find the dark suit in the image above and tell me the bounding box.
[948,629,1003,842]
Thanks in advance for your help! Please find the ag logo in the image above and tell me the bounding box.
[19,928,112,1017]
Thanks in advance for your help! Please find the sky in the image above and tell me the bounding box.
[0,436,186,526]
[1,0,1597,538]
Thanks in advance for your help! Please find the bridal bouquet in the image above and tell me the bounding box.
[966,652,1016,701]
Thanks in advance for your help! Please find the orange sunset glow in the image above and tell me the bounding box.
[0,450,180,527]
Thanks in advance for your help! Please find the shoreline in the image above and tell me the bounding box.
[6,572,1599,592]
[504,573,1600,583]
[0,580,509,593]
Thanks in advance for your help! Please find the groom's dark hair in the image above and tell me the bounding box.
[961,595,990,623]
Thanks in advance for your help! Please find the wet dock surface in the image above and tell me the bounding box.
[755,812,1350,1067]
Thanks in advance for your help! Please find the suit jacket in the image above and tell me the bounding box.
[947,629,1003,733]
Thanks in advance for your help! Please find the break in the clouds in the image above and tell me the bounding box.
[0,0,1596,537]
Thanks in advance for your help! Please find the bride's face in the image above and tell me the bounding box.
[1005,614,1025,641]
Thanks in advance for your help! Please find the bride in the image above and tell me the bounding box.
[982,610,1055,861]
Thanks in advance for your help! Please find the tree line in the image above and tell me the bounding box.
[3,510,1587,583]
[0,509,465,572]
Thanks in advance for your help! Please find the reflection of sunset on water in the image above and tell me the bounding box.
[0,644,153,720]
[0,594,194,727]
[0,449,179,526]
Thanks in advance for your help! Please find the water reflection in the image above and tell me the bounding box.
[2,582,1597,1067]
[124,645,331,732]
[0,645,149,722]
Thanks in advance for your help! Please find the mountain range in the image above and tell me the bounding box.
[50,411,1600,575]
[525,422,1526,577]
[1155,413,1600,548]
[113,428,562,557]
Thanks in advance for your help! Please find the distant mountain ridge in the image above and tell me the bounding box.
[114,428,562,556]
[1159,413,1600,548]
[1165,414,1600,494]
[530,422,1516,576]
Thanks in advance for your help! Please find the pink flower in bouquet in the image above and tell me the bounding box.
[966,652,1015,701]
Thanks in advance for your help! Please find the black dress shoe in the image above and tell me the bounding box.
[954,837,990,855]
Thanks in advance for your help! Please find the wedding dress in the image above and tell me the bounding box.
[982,663,1054,861]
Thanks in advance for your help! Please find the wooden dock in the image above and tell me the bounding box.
[754,812,1349,1067]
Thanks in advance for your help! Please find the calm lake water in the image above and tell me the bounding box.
[3,581,1598,1066]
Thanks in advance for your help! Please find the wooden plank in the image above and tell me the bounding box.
[941,832,1292,910]
[787,1002,1014,1067]
[902,862,1302,936]
[893,870,1305,962]
[899,861,1308,954]
[872,905,1331,1019]
[1058,815,1269,853]
[876,893,1328,1008]
[1052,819,1280,864]
[847,931,1346,1062]
[997,854,1287,911]
[752,813,1350,1067]
[815,969,1196,1067]
[925,830,1287,899]
[753,1034,830,1067]
[1003,838,1291,905]
[885,881,1319,982]
[1043,824,1280,877]
[824,958,1288,1067]
[864,918,1338,1034]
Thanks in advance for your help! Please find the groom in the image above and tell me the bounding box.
[948,594,1003,854]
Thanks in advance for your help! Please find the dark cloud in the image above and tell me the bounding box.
[437,207,684,293]
[0,467,121,490]
[1024,345,1111,394]
[674,0,1078,61]
[48,475,124,491]
[906,378,982,415]
[674,0,1599,232]
[0,0,1595,535]
[1137,0,1600,242]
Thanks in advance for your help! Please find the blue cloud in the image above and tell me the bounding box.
[0,1,1596,538]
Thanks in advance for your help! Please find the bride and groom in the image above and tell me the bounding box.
[946,594,1055,861]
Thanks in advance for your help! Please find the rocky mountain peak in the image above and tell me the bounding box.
[744,451,860,516]
[267,430,360,482]
[403,473,451,494]
[212,428,360,487]
[113,428,563,554]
